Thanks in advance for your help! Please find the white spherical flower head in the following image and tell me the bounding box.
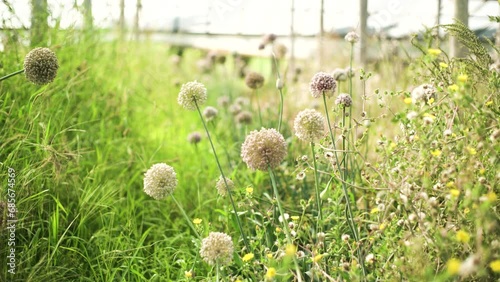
[309,72,337,98]
[178,81,208,110]
[345,31,360,43]
[203,106,218,121]
[294,109,325,142]
[143,163,178,200]
[200,232,234,265]
[215,176,234,197]
[411,83,436,104]
[241,128,288,171]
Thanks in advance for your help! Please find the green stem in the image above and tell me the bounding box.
[216,260,220,282]
[271,52,284,133]
[0,69,24,82]
[171,195,201,239]
[310,142,322,231]
[255,89,263,127]
[195,101,251,252]
[267,167,303,282]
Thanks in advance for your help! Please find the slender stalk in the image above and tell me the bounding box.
[271,52,284,133]
[310,142,322,231]
[0,69,24,82]
[194,100,251,252]
[268,166,303,282]
[255,89,263,127]
[216,260,220,282]
[171,194,201,239]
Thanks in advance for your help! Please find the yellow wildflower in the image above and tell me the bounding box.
[456,230,470,243]
[275,227,281,233]
[285,244,297,256]
[265,267,276,280]
[291,215,300,221]
[193,218,202,225]
[447,258,461,275]
[457,74,468,82]
[464,208,470,215]
[489,260,500,273]
[404,97,413,104]
[466,146,477,155]
[370,207,379,214]
[184,271,193,278]
[246,187,254,194]
[448,84,459,92]
[313,254,324,263]
[431,150,442,157]
[266,253,273,259]
[428,48,442,56]
[379,223,387,230]
[427,97,435,105]
[486,192,497,202]
[439,62,449,68]
[450,189,460,197]
[242,253,254,262]
[485,100,493,106]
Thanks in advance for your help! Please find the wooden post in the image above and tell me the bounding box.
[30,0,49,47]
[83,0,93,29]
[358,0,368,65]
[450,0,469,57]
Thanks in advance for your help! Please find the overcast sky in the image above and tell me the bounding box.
[1,0,498,37]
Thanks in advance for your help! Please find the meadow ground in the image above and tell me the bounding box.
[0,25,499,282]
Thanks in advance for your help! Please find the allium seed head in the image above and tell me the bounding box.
[143,163,178,200]
[216,176,234,197]
[335,93,353,107]
[345,31,360,43]
[217,95,230,107]
[332,68,348,81]
[178,81,208,110]
[241,128,287,171]
[309,72,336,98]
[200,232,234,265]
[24,47,59,85]
[294,109,325,142]
[245,71,265,89]
[187,132,202,144]
[203,106,218,121]
[411,83,436,104]
[236,111,253,125]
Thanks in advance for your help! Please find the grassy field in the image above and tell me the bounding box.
[0,24,499,282]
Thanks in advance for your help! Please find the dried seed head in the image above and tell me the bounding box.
[335,93,353,107]
[203,106,218,121]
[345,31,360,43]
[143,163,178,200]
[236,111,253,125]
[309,72,336,98]
[245,71,265,89]
[187,132,202,144]
[241,128,287,171]
[178,81,208,110]
[200,232,234,265]
[24,47,59,85]
[215,176,234,197]
[294,109,325,142]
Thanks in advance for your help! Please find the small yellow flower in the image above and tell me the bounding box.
[486,192,497,202]
[464,208,470,215]
[242,253,254,262]
[291,215,300,221]
[427,97,435,105]
[457,74,468,82]
[485,100,493,106]
[448,84,459,92]
[489,260,500,273]
[450,189,461,197]
[404,97,413,104]
[266,253,273,259]
[370,207,379,214]
[184,270,193,278]
[285,244,297,256]
[193,218,202,225]
[423,113,436,120]
[447,258,461,275]
[428,48,442,56]
[439,62,449,68]
[246,187,254,194]
[275,227,281,233]
[265,267,277,279]
[466,146,477,155]
[446,181,456,188]
[479,168,486,175]
[351,259,358,268]
[456,230,470,243]
[313,254,324,263]
[431,150,442,157]
[379,223,387,230]
[235,280,242,282]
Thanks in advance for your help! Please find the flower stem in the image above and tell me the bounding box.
[271,52,284,133]
[195,101,251,252]
[171,194,201,239]
[216,260,220,282]
[255,89,263,127]
[310,142,322,231]
[267,166,303,282]
[0,69,24,82]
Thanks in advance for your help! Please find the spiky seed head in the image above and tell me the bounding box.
[245,71,265,90]
[24,47,59,85]
[294,109,325,142]
[241,128,287,171]
[187,132,202,144]
[335,93,353,107]
[215,176,234,197]
[200,232,234,265]
[143,163,178,200]
[345,31,360,43]
[178,81,208,110]
[309,72,336,98]
[203,106,218,121]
